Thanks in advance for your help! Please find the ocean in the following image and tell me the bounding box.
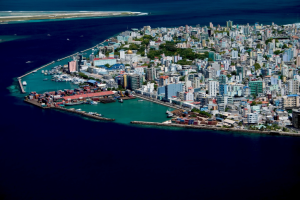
[1,0,300,199]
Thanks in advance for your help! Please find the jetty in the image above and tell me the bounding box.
[18,78,25,94]
[134,94,181,109]
[130,121,300,137]
[24,99,114,121]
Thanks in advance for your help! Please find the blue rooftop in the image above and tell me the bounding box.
[288,94,298,97]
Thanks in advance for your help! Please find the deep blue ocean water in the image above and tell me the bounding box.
[1,0,300,199]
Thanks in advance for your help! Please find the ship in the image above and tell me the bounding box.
[64,101,84,106]
[22,81,27,86]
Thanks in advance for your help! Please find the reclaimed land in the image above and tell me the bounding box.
[0,11,146,23]
[24,99,115,121]
[130,121,300,137]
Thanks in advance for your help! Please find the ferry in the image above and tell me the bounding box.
[22,81,27,86]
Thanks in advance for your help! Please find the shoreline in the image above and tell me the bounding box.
[0,11,148,23]
[130,121,300,137]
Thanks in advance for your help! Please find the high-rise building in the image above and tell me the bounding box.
[165,83,183,100]
[288,79,300,94]
[68,61,77,73]
[208,81,217,97]
[209,51,215,61]
[297,55,300,67]
[146,67,156,81]
[159,76,169,86]
[127,74,143,91]
[249,81,263,95]
[218,74,227,84]
[219,84,228,96]
[226,20,233,28]
[236,66,245,79]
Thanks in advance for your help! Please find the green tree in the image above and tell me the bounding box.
[282,44,288,49]
[107,88,111,91]
[104,63,110,68]
[254,63,261,71]
[231,71,237,75]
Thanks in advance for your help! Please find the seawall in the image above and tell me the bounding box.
[24,99,114,121]
[134,94,182,109]
[130,121,300,137]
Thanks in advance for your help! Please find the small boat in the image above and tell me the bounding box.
[119,99,123,103]
[67,38,70,41]
[90,101,98,105]
[76,109,82,111]
[22,81,27,86]
[167,113,173,118]
[26,61,31,63]
[43,78,48,81]
[41,70,44,73]
[138,100,143,102]
[47,34,51,36]
[32,70,37,73]
[80,35,83,37]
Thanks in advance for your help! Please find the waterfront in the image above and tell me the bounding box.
[2,0,300,199]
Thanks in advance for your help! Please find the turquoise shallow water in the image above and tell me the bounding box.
[67,98,174,124]
[20,54,174,124]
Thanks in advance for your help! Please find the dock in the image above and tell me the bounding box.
[18,78,25,94]
[130,121,300,137]
[24,99,114,121]
[134,94,182,109]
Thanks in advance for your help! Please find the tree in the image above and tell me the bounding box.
[208,58,213,62]
[274,50,282,55]
[231,71,237,75]
[104,63,110,68]
[179,76,185,81]
[254,63,261,71]
[282,44,288,49]
[107,88,111,91]
[256,44,261,49]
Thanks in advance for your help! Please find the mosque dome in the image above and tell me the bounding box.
[127,50,133,54]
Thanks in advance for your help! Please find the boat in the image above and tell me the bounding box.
[119,99,123,103]
[41,70,44,73]
[43,78,48,81]
[90,101,98,105]
[26,61,31,63]
[138,100,143,102]
[76,109,82,111]
[22,81,27,86]
[32,70,37,73]
[67,38,70,41]
[167,113,174,118]
[64,101,84,106]
[47,34,51,36]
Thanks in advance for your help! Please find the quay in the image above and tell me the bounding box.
[18,78,25,94]
[134,94,182,109]
[130,121,300,137]
[24,99,115,121]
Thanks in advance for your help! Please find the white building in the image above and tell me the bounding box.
[287,79,299,94]
[184,92,194,101]
[208,81,217,97]
[247,113,258,124]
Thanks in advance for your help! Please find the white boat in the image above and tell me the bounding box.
[76,109,82,111]
[138,100,143,102]
[26,61,31,63]
[67,38,70,41]
[47,34,51,36]
[22,81,27,86]
[41,70,44,73]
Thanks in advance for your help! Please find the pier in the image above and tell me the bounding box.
[130,121,300,137]
[18,78,25,93]
[134,94,182,109]
[24,99,115,121]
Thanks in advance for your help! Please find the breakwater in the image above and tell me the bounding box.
[53,107,115,121]
[134,94,181,109]
[24,99,115,121]
[18,61,55,79]
[130,121,300,137]
[18,78,25,93]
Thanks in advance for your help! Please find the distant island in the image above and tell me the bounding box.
[0,11,148,23]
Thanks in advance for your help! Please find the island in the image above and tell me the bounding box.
[0,11,148,23]
[17,20,300,136]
